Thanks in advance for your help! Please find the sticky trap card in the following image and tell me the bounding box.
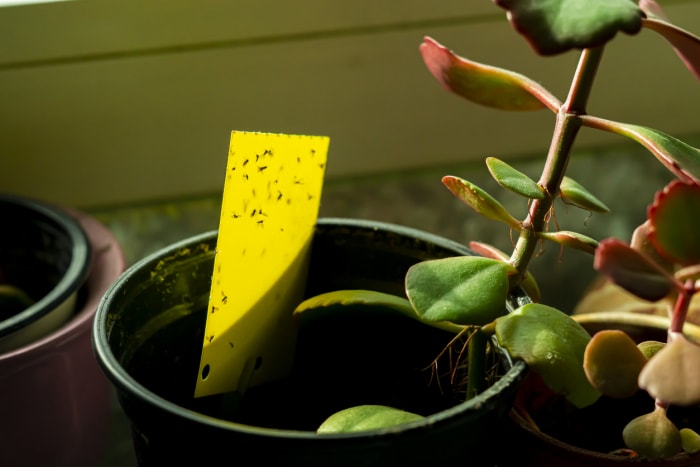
[195,130,329,398]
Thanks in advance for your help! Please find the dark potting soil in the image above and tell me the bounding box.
[123,303,473,432]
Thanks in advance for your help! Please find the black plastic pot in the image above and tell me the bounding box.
[93,218,528,466]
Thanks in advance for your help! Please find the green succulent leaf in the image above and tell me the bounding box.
[486,157,544,200]
[493,0,644,55]
[442,175,522,229]
[419,36,559,111]
[468,241,542,303]
[536,230,599,254]
[622,406,682,459]
[637,340,665,360]
[647,180,700,265]
[494,303,600,408]
[559,176,610,213]
[293,289,462,334]
[317,405,424,434]
[405,256,516,326]
[581,118,700,183]
[594,238,675,301]
[680,428,700,455]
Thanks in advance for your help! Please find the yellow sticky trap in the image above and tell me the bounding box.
[195,130,329,398]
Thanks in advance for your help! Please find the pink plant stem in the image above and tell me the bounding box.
[669,279,694,334]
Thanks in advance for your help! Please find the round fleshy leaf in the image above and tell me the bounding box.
[494,303,600,408]
[594,238,674,301]
[493,0,644,55]
[560,176,610,213]
[317,405,424,434]
[681,428,700,454]
[486,157,544,200]
[406,256,515,326]
[622,406,682,459]
[419,36,558,111]
[639,332,700,406]
[583,330,647,398]
[442,175,521,229]
[637,340,665,360]
[648,180,700,265]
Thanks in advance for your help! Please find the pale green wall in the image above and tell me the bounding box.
[1,0,699,208]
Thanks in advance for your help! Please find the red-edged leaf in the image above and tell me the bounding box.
[642,17,700,82]
[648,180,700,265]
[419,36,559,111]
[581,117,700,184]
[594,238,675,301]
[442,175,522,229]
[537,230,599,254]
[630,221,676,274]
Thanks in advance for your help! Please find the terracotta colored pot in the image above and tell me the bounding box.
[93,218,529,467]
[0,206,126,467]
[501,311,700,467]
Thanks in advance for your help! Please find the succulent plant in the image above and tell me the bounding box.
[295,0,700,459]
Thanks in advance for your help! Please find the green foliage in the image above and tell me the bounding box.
[302,1,700,458]
[494,0,643,55]
[293,289,462,334]
[494,303,600,408]
[637,340,665,360]
[681,428,700,454]
[535,231,598,254]
[442,175,521,229]
[486,157,544,200]
[559,176,609,213]
[406,256,515,326]
[582,119,700,183]
[622,406,682,459]
[317,405,424,434]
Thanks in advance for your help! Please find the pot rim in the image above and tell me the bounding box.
[0,206,124,359]
[93,217,529,440]
[0,194,92,339]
